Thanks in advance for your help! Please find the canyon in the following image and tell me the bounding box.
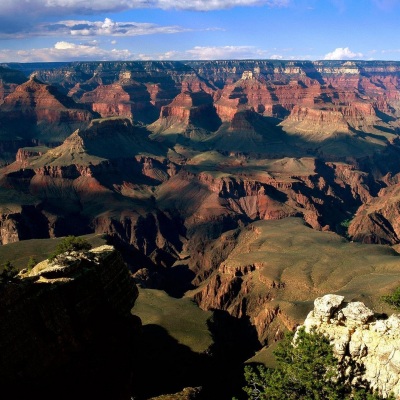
[1,60,400,398]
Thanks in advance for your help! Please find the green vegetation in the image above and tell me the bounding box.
[49,235,92,261]
[0,260,17,279]
[339,218,352,238]
[242,327,391,400]
[26,256,38,271]
[0,234,106,271]
[382,286,400,310]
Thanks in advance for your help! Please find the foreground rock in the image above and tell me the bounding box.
[0,245,140,400]
[148,387,202,400]
[302,294,400,398]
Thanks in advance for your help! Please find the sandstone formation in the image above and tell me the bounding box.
[0,76,94,155]
[348,182,400,245]
[302,294,400,398]
[0,245,140,399]
[24,60,400,155]
[149,90,221,138]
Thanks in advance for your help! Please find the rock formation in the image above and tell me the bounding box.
[302,294,400,398]
[149,90,221,138]
[348,182,400,245]
[0,75,94,165]
[0,245,140,399]
[0,66,27,103]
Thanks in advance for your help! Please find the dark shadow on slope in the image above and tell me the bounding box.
[2,309,140,400]
[374,109,397,123]
[131,324,212,399]
[158,111,400,164]
[132,314,261,400]
[204,310,262,400]
[163,263,196,298]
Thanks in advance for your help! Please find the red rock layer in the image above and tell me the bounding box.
[0,77,92,124]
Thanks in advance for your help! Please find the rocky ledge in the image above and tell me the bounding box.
[0,245,140,400]
[302,294,400,398]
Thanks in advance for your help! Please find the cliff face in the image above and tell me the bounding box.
[348,182,400,245]
[0,245,140,399]
[1,77,92,124]
[302,294,400,398]
[0,76,94,150]
[149,90,221,137]
[22,60,400,150]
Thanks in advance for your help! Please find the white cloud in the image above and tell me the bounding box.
[0,41,134,62]
[0,0,290,35]
[324,47,364,60]
[0,43,300,63]
[0,18,190,38]
[54,41,76,49]
[136,50,182,60]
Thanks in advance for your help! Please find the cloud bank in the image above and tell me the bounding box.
[0,43,281,62]
[0,0,289,15]
[18,18,190,38]
[0,41,134,62]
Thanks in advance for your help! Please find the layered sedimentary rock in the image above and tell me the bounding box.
[302,294,400,398]
[280,102,379,137]
[149,90,221,137]
[0,118,185,269]
[0,76,93,149]
[348,182,400,245]
[1,76,92,125]
[0,245,140,399]
[22,60,400,144]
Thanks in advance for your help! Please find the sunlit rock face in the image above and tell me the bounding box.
[302,294,400,398]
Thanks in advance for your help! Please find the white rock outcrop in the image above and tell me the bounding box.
[302,294,400,399]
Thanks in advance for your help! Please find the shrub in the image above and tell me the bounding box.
[49,236,92,261]
[27,256,38,271]
[1,260,17,279]
[382,287,400,310]
[242,327,391,400]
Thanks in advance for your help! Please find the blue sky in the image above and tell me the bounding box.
[0,0,399,62]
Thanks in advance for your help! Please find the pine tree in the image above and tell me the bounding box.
[243,327,392,400]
